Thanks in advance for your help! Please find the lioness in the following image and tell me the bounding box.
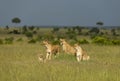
[74,44,90,62]
[60,39,76,55]
[43,40,60,60]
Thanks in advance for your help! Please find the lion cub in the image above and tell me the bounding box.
[74,44,90,62]
[43,40,60,60]
[38,53,46,63]
[60,39,76,55]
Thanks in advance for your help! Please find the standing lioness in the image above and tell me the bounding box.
[60,39,76,55]
[74,44,90,62]
[43,40,60,60]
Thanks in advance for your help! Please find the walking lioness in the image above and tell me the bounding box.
[43,40,60,60]
[74,44,90,62]
[60,39,76,55]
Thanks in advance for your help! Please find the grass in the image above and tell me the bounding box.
[0,43,120,81]
[0,27,120,81]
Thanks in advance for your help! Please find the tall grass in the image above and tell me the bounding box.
[0,43,120,81]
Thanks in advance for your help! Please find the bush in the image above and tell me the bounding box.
[92,36,105,44]
[22,26,28,34]
[42,34,54,41]
[28,39,37,43]
[52,27,60,33]
[69,39,77,45]
[66,31,77,40]
[16,38,23,42]
[12,29,20,34]
[78,39,89,44]
[92,36,112,45]
[0,39,3,44]
[89,27,100,34]
[92,36,120,45]
[36,35,43,42]
[8,30,20,34]
[51,40,60,45]
[4,37,14,44]
[28,26,35,31]
[25,32,33,38]
[112,40,120,45]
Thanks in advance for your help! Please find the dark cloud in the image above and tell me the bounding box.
[0,0,120,26]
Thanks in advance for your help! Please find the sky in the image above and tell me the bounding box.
[0,0,120,26]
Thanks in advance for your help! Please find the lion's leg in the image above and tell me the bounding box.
[83,55,90,61]
[80,55,82,61]
[46,53,49,60]
[48,52,52,60]
[46,52,51,60]
[76,56,80,62]
[76,55,80,62]
[57,48,60,55]
[56,49,60,56]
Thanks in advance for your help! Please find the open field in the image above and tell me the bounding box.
[0,27,120,81]
[0,43,120,81]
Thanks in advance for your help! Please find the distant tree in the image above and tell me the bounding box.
[28,26,35,31]
[0,39,3,44]
[96,21,104,27]
[12,29,20,34]
[75,26,82,35]
[25,32,33,38]
[67,28,71,32]
[36,27,40,30]
[111,28,116,36]
[72,27,76,31]
[22,25,28,34]
[52,27,60,33]
[64,26,68,29]
[5,25,9,30]
[89,27,100,34]
[11,17,21,24]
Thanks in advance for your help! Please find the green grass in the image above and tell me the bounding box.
[0,43,120,81]
[0,27,120,81]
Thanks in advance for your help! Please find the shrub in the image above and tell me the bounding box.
[69,39,77,45]
[0,39,3,44]
[51,40,60,45]
[28,26,35,31]
[92,36,112,45]
[78,39,89,44]
[112,40,120,45]
[12,29,20,34]
[68,33,77,39]
[52,27,60,33]
[22,26,28,34]
[16,38,23,42]
[66,32,77,40]
[33,31,37,34]
[89,27,100,34]
[25,32,33,38]
[36,35,43,42]
[92,36,104,44]
[42,34,54,41]
[4,37,14,44]
[92,36,120,45]
[28,39,37,43]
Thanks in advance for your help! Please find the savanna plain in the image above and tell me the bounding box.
[0,27,120,81]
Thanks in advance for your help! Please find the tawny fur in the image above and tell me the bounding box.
[74,44,90,62]
[60,39,76,55]
[43,40,60,60]
[38,54,46,63]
